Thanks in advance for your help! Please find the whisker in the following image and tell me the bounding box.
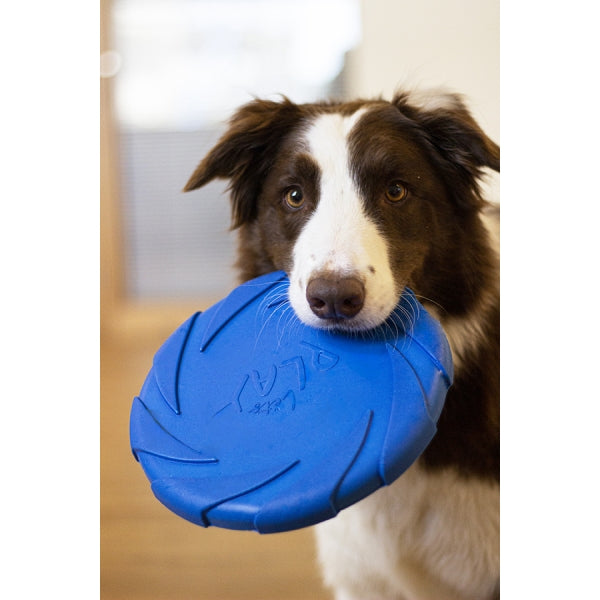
[412,292,446,316]
[387,311,401,343]
[391,290,422,351]
[274,303,299,349]
[254,282,291,349]
[256,283,288,319]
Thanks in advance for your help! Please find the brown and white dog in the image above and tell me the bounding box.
[184,89,500,600]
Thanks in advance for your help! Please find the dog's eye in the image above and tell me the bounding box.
[284,186,305,210]
[385,182,408,204]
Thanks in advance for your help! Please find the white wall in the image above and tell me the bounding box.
[348,0,499,142]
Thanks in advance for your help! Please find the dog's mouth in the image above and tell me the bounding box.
[298,309,399,335]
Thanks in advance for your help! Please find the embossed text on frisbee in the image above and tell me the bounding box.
[214,342,339,417]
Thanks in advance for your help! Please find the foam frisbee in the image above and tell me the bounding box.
[130,271,453,533]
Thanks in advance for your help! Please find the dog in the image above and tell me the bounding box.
[184,89,500,600]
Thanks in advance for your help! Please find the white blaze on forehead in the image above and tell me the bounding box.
[305,109,365,184]
[300,110,370,273]
[288,110,399,330]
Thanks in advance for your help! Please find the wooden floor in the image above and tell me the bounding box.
[101,318,331,600]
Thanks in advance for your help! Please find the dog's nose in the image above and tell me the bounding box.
[306,276,365,320]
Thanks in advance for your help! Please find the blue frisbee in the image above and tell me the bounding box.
[130,271,452,533]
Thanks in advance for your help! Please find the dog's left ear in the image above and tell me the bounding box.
[184,97,302,228]
[394,91,499,210]
[394,91,499,172]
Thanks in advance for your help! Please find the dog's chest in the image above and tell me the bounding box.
[315,461,500,600]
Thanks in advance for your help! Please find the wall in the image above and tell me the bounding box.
[349,0,499,142]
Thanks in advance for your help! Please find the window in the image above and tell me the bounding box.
[106,0,361,300]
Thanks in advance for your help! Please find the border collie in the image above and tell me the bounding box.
[184,89,500,600]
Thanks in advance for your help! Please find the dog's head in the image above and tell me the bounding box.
[185,91,499,332]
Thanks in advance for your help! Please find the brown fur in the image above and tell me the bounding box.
[185,91,500,597]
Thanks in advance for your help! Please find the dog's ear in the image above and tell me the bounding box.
[393,90,499,210]
[184,97,301,228]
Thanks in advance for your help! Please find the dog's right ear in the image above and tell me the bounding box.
[184,97,302,228]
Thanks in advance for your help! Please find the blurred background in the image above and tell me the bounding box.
[100,1,498,598]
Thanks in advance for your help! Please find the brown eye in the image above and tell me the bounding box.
[385,181,408,204]
[284,186,305,209]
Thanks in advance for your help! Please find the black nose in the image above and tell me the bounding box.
[306,276,365,320]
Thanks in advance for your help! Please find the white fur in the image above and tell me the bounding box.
[315,463,500,600]
[288,111,398,331]
[402,86,466,114]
